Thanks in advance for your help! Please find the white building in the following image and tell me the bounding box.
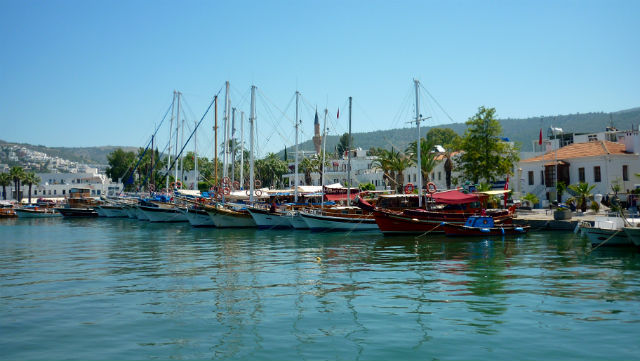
[518,130,640,206]
[2,171,123,202]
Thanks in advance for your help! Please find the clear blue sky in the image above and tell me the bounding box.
[1,0,638,159]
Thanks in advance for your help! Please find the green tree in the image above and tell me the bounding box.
[299,157,314,185]
[406,137,439,186]
[255,153,288,188]
[23,172,41,204]
[9,166,25,201]
[336,132,353,155]
[443,149,454,189]
[389,150,411,193]
[521,193,539,208]
[0,173,11,200]
[372,148,397,190]
[106,148,136,188]
[359,182,375,191]
[567,182,596,213]
[426,127,460,148]
[455,106,519,184]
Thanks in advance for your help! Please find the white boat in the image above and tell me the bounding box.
[180,206,215,227]
[247,207,294,229]
[289,213,309,229]
[96,204,128,218]
[134,206,150,221]
[138,204,188,222]
[205,203,256,228]
[580,216,640,246]
[123,204,139,219]
[299,207,379,232]
[623,226,640,247]
[94,205,109,217]
[14,207,61,218]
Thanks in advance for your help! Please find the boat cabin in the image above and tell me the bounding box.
[464,216,495,228]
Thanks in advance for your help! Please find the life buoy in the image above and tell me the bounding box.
[255,189,263,197]
[222,187,230,196]
[404,183,414,194]
[222,177,230,185]
[148,184,155,192]
[255,179,262,187]
[232,180,240,190]
[427,182,437,194]
[246,189,251,196]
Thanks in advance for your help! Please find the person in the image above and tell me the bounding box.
[270,201,277,213]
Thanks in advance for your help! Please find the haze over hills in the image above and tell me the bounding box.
[2,107,638,166]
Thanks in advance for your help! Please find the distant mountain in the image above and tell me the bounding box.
[285,107,640,155]
[0,140,138,165]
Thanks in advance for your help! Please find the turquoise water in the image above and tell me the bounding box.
[1,218,639,360]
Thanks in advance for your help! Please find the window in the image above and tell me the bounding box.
[594,166,601,182]
[97,190,101,195]
[588,134,598,142]
[62,189,65,195]
[578,167,585,182]
[623,165,629,181]
[438,172,441,181]
[528,171,534,185]
[540,170,545,185]
[34,190,37,195]
[53,190,56,195]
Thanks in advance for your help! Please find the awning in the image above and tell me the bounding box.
[426,190,481,204]
[476,190,512,196]
[325,193,359,201]
[544,160,569,166]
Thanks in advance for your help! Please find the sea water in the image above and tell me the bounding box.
[1,218,639,360]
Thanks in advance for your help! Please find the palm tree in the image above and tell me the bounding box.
[299,157,314,185]
[9,166,25,201]
[406,138,439,186]
[567,182,596,213]
[389,150,412,193]
[372,148,397,190]
[0,173,11,200]
[23,172,41,204]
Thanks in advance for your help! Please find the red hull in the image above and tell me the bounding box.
[372,209,513,235]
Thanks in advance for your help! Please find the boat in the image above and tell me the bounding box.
[358,190,514,236]
[579,216,640,246]
[138,203,188,222]
[55,188,100,217]
[14,206,61,218]
[247,205,294,229]
[441,215,528,237]
[94,204,128,218]
[623,225,640,247]
[179,202,216,227]
[0,202,17,218]
[204,203,256,228]
[299,206,378,232]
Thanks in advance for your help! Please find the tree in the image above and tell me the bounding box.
[299,157,314,185]
[0,173,11,200]
[443,149,454,189]
[372,148,396,190]
[521,193,539,208]
[106,148,136,188]
[390,150,412,193]
[567,182,596,213]
[255,153,288,188]
[406,137,439,186]
[359,182,375,191]
[455,107,519,184]
[9,166,25,201]
[336,132,353,155]
[426,128,460,148]
[23,172,41,204]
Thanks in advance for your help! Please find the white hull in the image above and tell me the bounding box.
[289,213,309,229]
[300,212,379,232]
[100,206,128,218]
[138,206,188,222]
[14,209,61,218]
[134,206,150,221]
[581,227,632,246]
[94,206,109,217]
[247,209,293,229]
[123,205,138,219]
[623,227,640,247]
[206,208,256,228]
[181,208,216,227]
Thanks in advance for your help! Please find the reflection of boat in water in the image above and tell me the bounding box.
[579,216,640,246]
[441,216,528,237]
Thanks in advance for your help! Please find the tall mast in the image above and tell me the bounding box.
[194,119,198,186]
[294,91,300,202]
[414,79,422,207]
[214,96,218,185]
[180,114,184,181]
[249,85,256,203]
[223,81,230,180]
[231,107,236,184]
[174,91,181,186]
[166,91,176,191]
[150,134,154,191]
[347,96,352,206]
[321,108,328,210]
[240,111,245,188]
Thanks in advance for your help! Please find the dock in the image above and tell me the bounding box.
[513,209,595,231]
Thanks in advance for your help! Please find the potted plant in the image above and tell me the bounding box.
[553,204,572,220]
[521,193,539,210]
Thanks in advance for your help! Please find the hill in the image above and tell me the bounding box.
[286,107,640,155]
[0,140,139,165]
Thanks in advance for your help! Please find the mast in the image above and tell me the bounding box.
[231,107,236,184]
[166,91,176,191]
[194,119,198,186]
[240,111,245,188]
[180,114,184,181]
[347,96,352,206]
[174,91,181,186]
[294,91,300,202]
[249,85,256,203]
[321,108,328,210]
[414,79,422,207]
[150,134,154,191]
[214,96,218,186]
[223,81,230,181]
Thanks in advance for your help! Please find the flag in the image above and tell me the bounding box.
[539,128,542,145]
[504,175,509,208]
[504,175,509,190]
[337,108,340,119]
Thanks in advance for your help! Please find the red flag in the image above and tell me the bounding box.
[504,175,509,190]
[504,175,509,208]
[337,108,340,119]
[539,128,542,145]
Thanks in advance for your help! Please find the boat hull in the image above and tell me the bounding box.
[247,208,293,229]
[206,206,256,228]
[14,209,61,218]
[300,212,378,232]
[181,208,216,227]
[55,207,99,217]
[372,209,512,235]
[289,214,309,229]
[624,227,640,247]
[441,223,528,237]
[99,205,128,218]
[138,205,188,222]
[581,227,632,246]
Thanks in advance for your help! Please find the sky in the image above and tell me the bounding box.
[1,0,638,159]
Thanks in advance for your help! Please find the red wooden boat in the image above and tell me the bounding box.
[357,190,515,236]
[441,216,529,237]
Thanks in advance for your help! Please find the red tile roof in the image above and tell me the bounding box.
[521,141,630,163]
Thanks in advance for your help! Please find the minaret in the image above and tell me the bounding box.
[312,109,322,154]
